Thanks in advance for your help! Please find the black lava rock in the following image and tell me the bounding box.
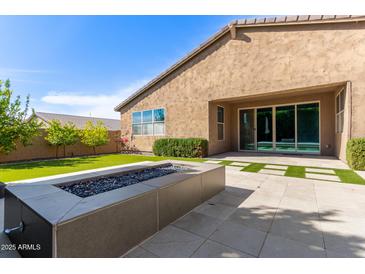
[58,164,187,198]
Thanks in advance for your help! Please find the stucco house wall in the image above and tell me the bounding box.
[118,19,365,160]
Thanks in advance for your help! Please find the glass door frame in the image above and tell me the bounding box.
[238,100,321,154]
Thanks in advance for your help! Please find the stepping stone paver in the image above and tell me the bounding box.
[191,240,253,258]
[172,211,222,238]
[259,169,286,176]
[208,190,251,207]
[209,221,266,257]
[305,173,341,182]
[306,168,335,174]
[123,246,158,258]
[227,207,276,232]
[204,160,222,164]
[259,234,326,258]
[230,162,250,167]
[194,202,236,221]
[141,226,205,258]
[269,217,325,248]
[265,164,288,170]
[225,166,243,171]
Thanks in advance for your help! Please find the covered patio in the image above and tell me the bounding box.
[208,82,350,161]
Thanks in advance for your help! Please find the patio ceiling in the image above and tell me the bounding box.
[210,82,345,104]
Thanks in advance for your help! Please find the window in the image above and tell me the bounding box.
[217,106,224,140]
[336,89,345,133]
[142,110,153,135]
[132,108,165,136]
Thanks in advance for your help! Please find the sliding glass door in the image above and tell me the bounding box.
[239,109,255,151]
[275,105,296,152]
[297,103,320,153]
[238,102,320,154]
[256,107,273,151]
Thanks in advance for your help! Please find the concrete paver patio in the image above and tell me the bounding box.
[1,161,365,258]
[125,168,365,258]
[306,173,341,182]
[259,169,286,176]
[306,168,336,174]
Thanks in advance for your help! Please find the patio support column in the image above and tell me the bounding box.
[272,107,276,150]
[295,104,298,150]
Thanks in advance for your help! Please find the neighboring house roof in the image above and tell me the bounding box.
[114,15,365,112]
[32,112,120,130]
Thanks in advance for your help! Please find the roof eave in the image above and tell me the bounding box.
[234,15,365,28]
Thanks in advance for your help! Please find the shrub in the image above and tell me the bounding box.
[347,138,365,170]
[153,138,208,158]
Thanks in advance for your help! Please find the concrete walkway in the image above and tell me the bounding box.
[208,151,350,169]
[2,166,365,258]
[125,169,365,258]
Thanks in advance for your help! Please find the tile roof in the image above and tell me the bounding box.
[232,15,365,26]
[34,112,120,130]
[114,15,365,111]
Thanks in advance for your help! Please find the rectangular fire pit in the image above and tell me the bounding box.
[3,161,225,257]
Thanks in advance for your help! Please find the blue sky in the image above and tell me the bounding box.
[0,16,256,119]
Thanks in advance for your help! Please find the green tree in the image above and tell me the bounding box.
[45,120,79,157]
[0,79,41,154]
[80,121,109,154]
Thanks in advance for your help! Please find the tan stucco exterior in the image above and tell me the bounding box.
[118,20,365,161]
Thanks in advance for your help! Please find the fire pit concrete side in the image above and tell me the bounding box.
[56,190,158,258]
[4,161,225,257]
[142,165,225,230]
[156,175,203,229]
[201,167,225,201]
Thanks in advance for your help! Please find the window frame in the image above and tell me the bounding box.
[335,89,345,133]
[217,105,225,141]
[132,108,166,136]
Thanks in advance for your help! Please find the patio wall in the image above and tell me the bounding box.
[0,130,121,164]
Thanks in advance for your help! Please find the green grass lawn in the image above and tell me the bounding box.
[0,154,204,182]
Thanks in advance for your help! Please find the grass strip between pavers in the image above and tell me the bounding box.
[225,160,365,185]
[242,163,266,173]
[218,160,233,166]
[285,166,306,178]
[335,169,365,185]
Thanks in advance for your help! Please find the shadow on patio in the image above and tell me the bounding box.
[132,183,365,258]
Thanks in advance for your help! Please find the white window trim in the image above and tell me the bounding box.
[217,105,225,141]
[335,89,345,133]
[132,108,166,136]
